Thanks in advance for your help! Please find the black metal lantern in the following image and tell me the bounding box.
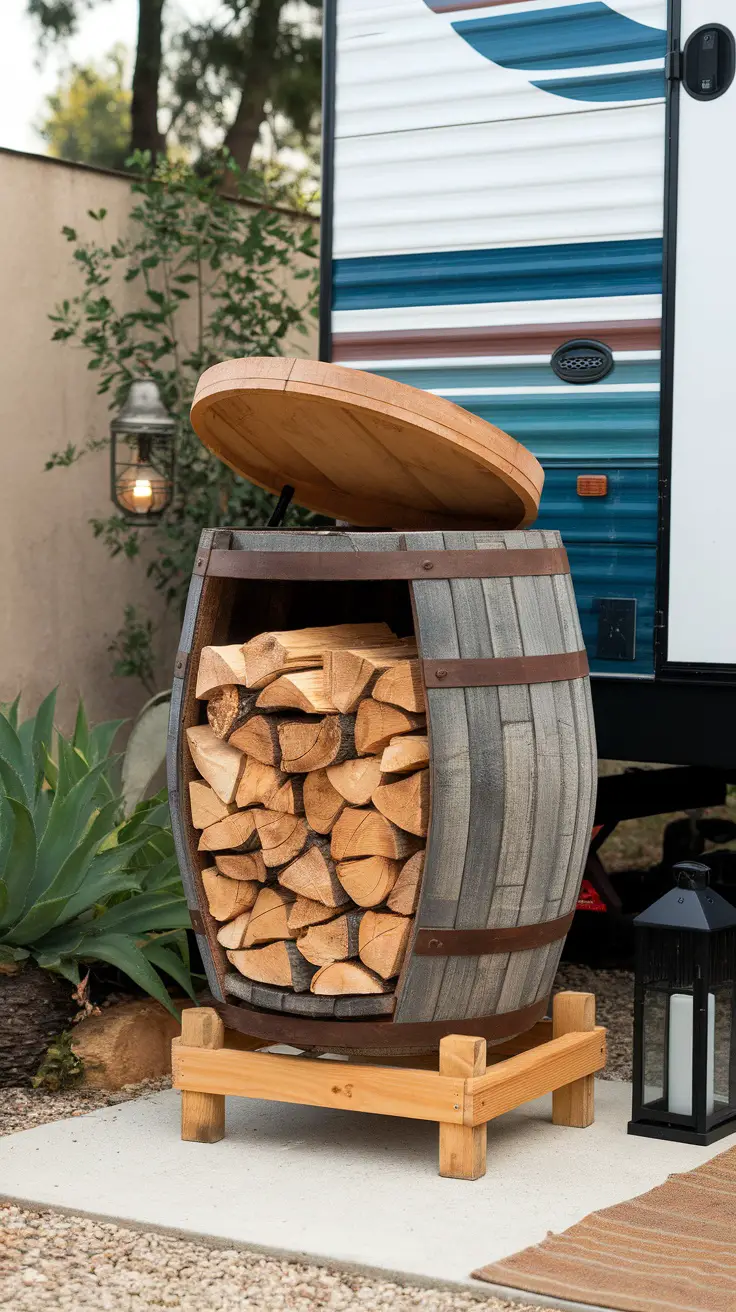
[111,379,175,522]
[629,861,736,1145]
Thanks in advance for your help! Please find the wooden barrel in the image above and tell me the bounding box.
[168,525,596,1051]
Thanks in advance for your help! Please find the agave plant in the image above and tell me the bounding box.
[0,691,194,1019]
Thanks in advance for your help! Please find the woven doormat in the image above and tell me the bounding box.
[473,1145,736,1312]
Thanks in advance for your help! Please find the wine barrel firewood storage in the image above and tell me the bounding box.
[167,358,604,1174]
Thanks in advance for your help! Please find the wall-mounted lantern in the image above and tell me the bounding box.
[629,861,736,1145]
[111,379,175,522]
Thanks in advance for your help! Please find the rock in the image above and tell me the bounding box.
[71,999,186,1090]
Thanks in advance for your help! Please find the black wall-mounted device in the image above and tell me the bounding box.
[683,24,735,100]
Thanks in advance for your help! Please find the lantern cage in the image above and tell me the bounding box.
[110,379,176,523]
[629,861,736,1145]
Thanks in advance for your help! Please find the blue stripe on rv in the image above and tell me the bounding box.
[332,239,663,310]
[369,359,659,391]
[451,2,666,70]
[533,68,664,100]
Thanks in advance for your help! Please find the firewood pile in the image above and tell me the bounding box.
[187,622,428,1016]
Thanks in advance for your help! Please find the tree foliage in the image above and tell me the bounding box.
[28,0,322,179]
[40,46,131,172]
[46,154,318,685]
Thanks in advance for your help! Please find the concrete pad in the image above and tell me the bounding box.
[0,1079,729,1291]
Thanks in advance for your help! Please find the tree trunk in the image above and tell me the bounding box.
[0,966,77,1087]
[223,0,286,175]
[131,0,166,160]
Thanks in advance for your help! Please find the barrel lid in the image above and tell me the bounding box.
[190,357,543,529]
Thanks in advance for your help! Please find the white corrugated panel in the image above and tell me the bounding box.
[333,104,664,257]
[335,0,667,136]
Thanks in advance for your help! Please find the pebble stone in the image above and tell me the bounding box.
[0,1205,555,1312]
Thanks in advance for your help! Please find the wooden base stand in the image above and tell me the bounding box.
[172,991,606,1180]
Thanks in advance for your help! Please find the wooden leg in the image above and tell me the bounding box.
[180,1008,226,1144]
[552,992,596,1128]
[438,1035,486,1180]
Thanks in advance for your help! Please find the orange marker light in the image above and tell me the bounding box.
[577,475,608,497]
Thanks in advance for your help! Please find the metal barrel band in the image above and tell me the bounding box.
[204,546,569,581]
[189,908,207,936]
[423,650,588,688]
[213,995,548,1049]
[413,912,576,957]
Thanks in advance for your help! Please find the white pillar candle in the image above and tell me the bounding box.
[667,992,715,1116]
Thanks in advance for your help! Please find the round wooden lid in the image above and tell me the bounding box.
[190,357,543,529]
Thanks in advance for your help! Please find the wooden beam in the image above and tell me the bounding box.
[439,1036,487,1180]
[179,1008,225,1143]
[552,991,597,1128]
[172,1045,465,1124]
[465,1029,606,1128]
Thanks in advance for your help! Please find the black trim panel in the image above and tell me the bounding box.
[318,0,337,363]
[592,677,736,769]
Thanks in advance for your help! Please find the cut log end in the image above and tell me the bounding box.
[354,701,426,757]
[206,685,259,740]
[310,961,389,996]
[358,910,412,980]
[279,714,355,773]
[186,725,244,804]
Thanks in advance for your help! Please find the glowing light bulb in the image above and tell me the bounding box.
[132,477,154,511]
[115,462,168,516]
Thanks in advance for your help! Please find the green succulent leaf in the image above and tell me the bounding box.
[87,892,191,937]
[72,932,180,1018]
[141,938,196,1001]
[0,799,37,932]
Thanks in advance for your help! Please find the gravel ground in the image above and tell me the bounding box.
[0,1206,555,1312]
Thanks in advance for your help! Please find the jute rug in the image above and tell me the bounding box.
[473,1145,736,1312]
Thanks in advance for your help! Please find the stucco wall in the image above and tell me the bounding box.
[0,149,318,732]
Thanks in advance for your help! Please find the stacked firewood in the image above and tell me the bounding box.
[187,622,428,1012]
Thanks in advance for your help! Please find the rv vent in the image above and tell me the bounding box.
[551,339,614,385]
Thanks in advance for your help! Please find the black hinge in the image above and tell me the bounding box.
[666,47,682,80]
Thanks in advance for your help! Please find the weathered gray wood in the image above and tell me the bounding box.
[393,531,469,1022]
[282,990,336,1017]
[334,993,396,1018]
[431,532,505,1021]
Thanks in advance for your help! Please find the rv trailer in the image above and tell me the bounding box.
[319,0,736,797]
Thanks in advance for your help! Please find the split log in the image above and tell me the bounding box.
[214,852,268,883]
[241,886,296,947]
[189,780,235,830]
[266,775,304,816]
[278,837,350,907]
[354,701,426,756]
[287,896,344,932]
[201,867,259,921]
[229,714,285,765]
[380,735,429,776]
[303,769,346,833]
[235,759,285,809]
[256,670,337,715]
[371,659,426,714]
[198,809,259,854]
[196,644,248,699]
[252,809,309,867]
[331,807,420,861]
[206,686,259,740]
[186,725,244,803]
[358,910,412,979]
[324,640,417,713]
[387,850,425,916]
[243,622,396,689]
[296,910,364,967]
[279,714,355,772]
[227,940,315,992]
[326,756,384,807]
[336,856,401,908]
[311,961,389,996]
[216,912,252,950]
[372,769,430,838]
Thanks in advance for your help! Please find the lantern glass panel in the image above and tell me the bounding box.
[713,983,735,1112]
[641,984,667,1109]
